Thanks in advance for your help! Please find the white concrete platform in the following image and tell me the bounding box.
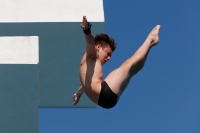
[0,36,39,64]
[0,0,104,22]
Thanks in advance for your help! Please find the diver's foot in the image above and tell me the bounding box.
[147,25,160,46]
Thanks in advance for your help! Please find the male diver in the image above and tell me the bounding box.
[73,16,160,109]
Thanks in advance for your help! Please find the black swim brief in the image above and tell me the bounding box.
[98,81,118,109]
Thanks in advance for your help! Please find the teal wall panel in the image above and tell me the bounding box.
[0,65,39,133]
[0,22,104,107]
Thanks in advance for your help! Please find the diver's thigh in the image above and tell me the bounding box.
[104,67,130,95]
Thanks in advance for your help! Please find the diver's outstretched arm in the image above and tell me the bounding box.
[80,16,96,56]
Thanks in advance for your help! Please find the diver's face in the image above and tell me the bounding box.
[96,44,112,65]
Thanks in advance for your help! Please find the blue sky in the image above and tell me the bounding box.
[40,0,200,133]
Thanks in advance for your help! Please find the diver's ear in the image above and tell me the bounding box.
[95,44,102,52]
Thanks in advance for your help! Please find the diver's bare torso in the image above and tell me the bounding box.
[79,52,102,104]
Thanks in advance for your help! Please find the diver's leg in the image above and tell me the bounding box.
[104,25,160,95]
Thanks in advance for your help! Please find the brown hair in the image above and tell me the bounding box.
[94,33,117,52]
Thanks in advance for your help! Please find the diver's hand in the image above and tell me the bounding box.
[80,16,89,30]
[72,93,80,106]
